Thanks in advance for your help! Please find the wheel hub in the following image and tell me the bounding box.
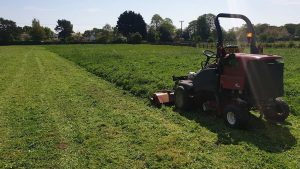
[227,112,236,125]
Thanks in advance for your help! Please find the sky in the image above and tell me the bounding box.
[1,0,299,33]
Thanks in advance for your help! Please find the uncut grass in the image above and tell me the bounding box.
[46,44,204,97]
[46,44,300,114]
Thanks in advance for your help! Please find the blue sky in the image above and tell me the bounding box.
[1,0,299,32]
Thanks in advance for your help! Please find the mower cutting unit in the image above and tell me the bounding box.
[151,13,290,128]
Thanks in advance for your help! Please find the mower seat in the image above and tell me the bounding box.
[193,68,218,92]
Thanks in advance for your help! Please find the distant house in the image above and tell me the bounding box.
[20,33,31,41]
[52,33,59,40]
[89,34,96,41]
[84,34,96,41]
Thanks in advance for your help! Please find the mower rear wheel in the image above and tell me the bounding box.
[223,105,250,129]
[264,98,290,122]
[175,86,191,110]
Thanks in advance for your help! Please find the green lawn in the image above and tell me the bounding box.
[0,45,299,168]
[46,44,300,114]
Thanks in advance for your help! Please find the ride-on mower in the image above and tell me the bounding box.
[151,13,290,128]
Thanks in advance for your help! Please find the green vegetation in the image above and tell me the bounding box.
[47,44,204,97]
[1,12,300,45]
[0,45,299,168]
[47,44,300,114]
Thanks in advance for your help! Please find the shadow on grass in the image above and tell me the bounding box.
[176,109,297,153]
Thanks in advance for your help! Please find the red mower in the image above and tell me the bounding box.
[151,13,290,128]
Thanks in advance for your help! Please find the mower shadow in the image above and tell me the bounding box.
[175,108,296,153]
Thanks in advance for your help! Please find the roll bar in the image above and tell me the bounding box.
[214,13,259,57]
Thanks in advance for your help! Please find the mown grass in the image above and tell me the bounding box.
[46,44,300,115]
[0,45,299,168]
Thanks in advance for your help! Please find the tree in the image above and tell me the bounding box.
[116,11,147,39]
[224,28,237,42]
[182,28,191,41]
[197,15,210,41]
[204,14,216,32]
[102,24,113,32]
[128,32,142,44]
[82,25,116,43]
[255,24,270,35]
[284,24,297,35]
[151,14,163,30]
[164,18,173,24]
[187,20,198,41]
[97,25,113,43]
[294,25,300,37]
[44,27,54,40]
[0,18,20,43]
[112,27,127,43]
[175,28,184,41]
[22,26,32,34]
[159,20,175,42]
[71,32,83,42]
[55,19,73,41]
[147,26,159,42]
[185,14,216,42]
[30,18,46,41]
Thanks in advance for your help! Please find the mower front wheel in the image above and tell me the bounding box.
[175,86,191,110]
[223,105,250,129]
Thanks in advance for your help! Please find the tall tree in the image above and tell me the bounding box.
[151,14,163,30]
[116,11,147,38]
[0,18,20,43]
[55,19,74,41]
[197,15,210,41]
[102,24,113,32]
[159,19,175,42]
[164,18,173,25]
[97,25,114,43]
[44,27,54,40]
[284,24,297,36]
[186,14,216,42]
[22,26,32,34]
[204,14,216,32]
[147,26,159,42]
[295,25,300,37]
[30,18,46,41]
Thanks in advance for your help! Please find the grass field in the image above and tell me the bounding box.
[0,45,299,168]
[47,44,300,114]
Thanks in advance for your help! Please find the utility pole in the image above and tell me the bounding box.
[179,20,184,37]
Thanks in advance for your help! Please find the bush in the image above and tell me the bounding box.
[97,35,111,44]
[128,32,142,44]
[288,41,296,48]
[274,43,286,48]
[112,34,127,44]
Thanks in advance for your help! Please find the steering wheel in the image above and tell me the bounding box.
[203,50,216,58]
[202,50,216,69]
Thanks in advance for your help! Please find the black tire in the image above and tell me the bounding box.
[223,105,250,129]
[264,98,290,122]
[175,86,190,110]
